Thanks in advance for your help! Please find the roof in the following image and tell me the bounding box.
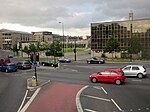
[0,29,31,34]
[91,18,150,25]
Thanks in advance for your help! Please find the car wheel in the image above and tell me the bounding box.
[115,79,121,85]
[99,61,101,64]
[5,69,8,73]
[42,63,45,66]
[91,78,97,83]
[137,73,143,79]
[51,64,53,67]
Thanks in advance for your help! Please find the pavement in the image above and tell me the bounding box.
[27,78,50,90]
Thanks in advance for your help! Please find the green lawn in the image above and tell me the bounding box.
[64,48,86,53]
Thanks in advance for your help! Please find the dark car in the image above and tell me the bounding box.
[90,68,125,85]
[17,61,32,69]
[40,60,58,67]
[58,57,71,63]
[0,63,18,73]
[8,55,13,58]
[87,57,105,64]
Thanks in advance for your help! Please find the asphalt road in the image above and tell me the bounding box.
[0,71,27,112]
[1,51,150,112]
[28,61,150,112]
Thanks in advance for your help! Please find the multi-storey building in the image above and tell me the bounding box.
[0,29,33,50]
[91,14,150,57]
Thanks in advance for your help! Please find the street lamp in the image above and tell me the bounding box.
[59,22,65,53]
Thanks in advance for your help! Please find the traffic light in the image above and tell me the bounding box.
[36,53,39,61]
[30,53,33,62]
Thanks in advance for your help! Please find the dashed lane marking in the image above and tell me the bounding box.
[132,80,142,82]
[101,87,108,94]
[84,95,111,102]
[111,99,124,112]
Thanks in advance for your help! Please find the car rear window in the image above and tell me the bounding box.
[24,62,30,64]
[142,66,146,70]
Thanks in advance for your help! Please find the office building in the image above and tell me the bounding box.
[91,14,150,58]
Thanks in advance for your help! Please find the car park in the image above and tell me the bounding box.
[89,68,125,85]
[16,61,32,69]
[87,57,105,64]
[40,60,58,67]
[0,63,18,73]
[121,65,147,79]
[58,57,71,63]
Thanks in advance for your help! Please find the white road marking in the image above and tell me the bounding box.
[130,109,133,111]
[93,86,102,90]
[101,87,108,94]
[84,95,111,102]
[76,85,89,112]
[111,99,123,112]
[84,108,97,112]
[132,80,142,82]
[17,90,28,112]
[146,108,149,110]
[20,87,41,112]
[72,69,78,72]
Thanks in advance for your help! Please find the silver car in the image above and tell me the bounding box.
[122,65,147,79]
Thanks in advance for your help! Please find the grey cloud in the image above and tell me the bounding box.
[0,0,150,31]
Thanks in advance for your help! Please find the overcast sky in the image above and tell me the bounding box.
[0,0,150,37]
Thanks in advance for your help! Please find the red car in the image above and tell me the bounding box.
[89,68,125,85]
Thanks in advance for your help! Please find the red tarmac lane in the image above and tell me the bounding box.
[26,82,84,112]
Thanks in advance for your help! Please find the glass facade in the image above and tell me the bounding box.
[91,18,150,52]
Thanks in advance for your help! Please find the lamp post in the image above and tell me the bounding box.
[59,22,65,53]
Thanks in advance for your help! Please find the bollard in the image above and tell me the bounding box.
[32,76,36,87]
[57,63,61,69]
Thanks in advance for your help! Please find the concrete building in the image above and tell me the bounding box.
[91,13,150,58]
[0,29,33,50]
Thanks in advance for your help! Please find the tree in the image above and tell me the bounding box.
[22,45,31,59]
[105,37,120,60]
[128,36,141,60]
[29,43,38,53]
[11,44,19,56]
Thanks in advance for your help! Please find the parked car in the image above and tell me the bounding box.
[58,57,71,63]
[8,55,13,58]
[87,57,105,64]
[89,68,125,85]
[0,63,18,73]
[16,61,32,69]
[0,58,10,66]
[40,60,58,67]
[121,65,147,79]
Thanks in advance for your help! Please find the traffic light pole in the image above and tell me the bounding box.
[33,52,38,81]
[74,39,77,61]
[35,66,37,82]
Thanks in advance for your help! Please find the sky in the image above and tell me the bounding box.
[0,0,150,37]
